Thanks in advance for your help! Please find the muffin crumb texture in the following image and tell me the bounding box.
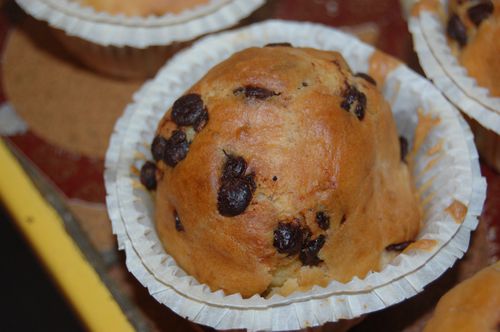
[142,46,422,297]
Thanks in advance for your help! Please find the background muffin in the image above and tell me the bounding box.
[423,261,500,332]
[446,0,500,96]
[144,46,422,297]
[15,0,265,78]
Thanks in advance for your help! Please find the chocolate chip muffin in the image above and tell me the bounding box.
[446,0,500,96]
[140,46,422,297]
[423,261,500,332]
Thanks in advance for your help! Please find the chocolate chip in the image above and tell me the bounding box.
[467,1,493,26]
[140,161,157,190]
[302,82,309,87]
[264,42,293,47]
[171,93,206,126]
[222,154,247,180]
[355,72,377,86]
[193,109,209,132]
[151,135,167,162]
[217,178,254,217]
[273,221,305,255]
[174,211,184,232]
[163,130,189,167]
[299,235,326,266]
[272,176,278,181]
[233,86,280,100]
[386,240,414,251]
[244,173,257,192]
[340,214,346,225]
[353,95,366,119]
[399,136,408,162]
[316,211,330,230]
[447,14,467,47]
[341,85,367,120]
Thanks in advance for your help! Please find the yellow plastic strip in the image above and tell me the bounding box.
[0,140,134,332]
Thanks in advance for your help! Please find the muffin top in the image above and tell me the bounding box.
[446,0,500,96]
[142,46,422,297]
[423,261,500,332]
[80,0,210,16]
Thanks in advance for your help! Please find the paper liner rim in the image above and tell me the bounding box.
[104,20,487,330]
[15,0,265,48]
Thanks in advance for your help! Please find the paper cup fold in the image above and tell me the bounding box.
[104,20,486,331]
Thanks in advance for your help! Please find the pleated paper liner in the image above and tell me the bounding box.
[408,0,500,171]
[15,0,265,78]
[104,20,486,331]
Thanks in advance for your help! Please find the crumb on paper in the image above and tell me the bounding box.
[445,199,468,224]
[427,139,444,156]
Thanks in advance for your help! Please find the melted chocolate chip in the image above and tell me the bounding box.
[399,136,408,162]
[234,86,280,100]
[264,42,293,47]
[316,211,330,230]
[174,211,184,232]
[163,130,189,167]
[244,173,257,192]
[386,240,414,251]
[172,93,206,126]
[151,135,167,162]
[272,176,278,181]
[217,178,254,217]
[341,86,367,120]
[140,161,157,190]
[355,72,377,86]
[193,109,209,132]
[447,14,467,47]
[302,82,309,87]
[468,1,493,26]
[299,235,326,266]
[222,155,247,180]
[273,221,305,255]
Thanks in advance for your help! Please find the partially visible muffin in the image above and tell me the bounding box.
[423,261,500,332]
[446,0,500,96]
[141,46,422,297]
[80,0,210,16]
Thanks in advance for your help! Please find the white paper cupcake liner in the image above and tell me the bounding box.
[15,0,265,48]
[104,20,487,331]
[408,1,500,134]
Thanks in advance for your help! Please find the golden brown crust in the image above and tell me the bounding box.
[80,0,210,16]
[424,261,500,332]
[153,47,421,297]
[447,0,500,96]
